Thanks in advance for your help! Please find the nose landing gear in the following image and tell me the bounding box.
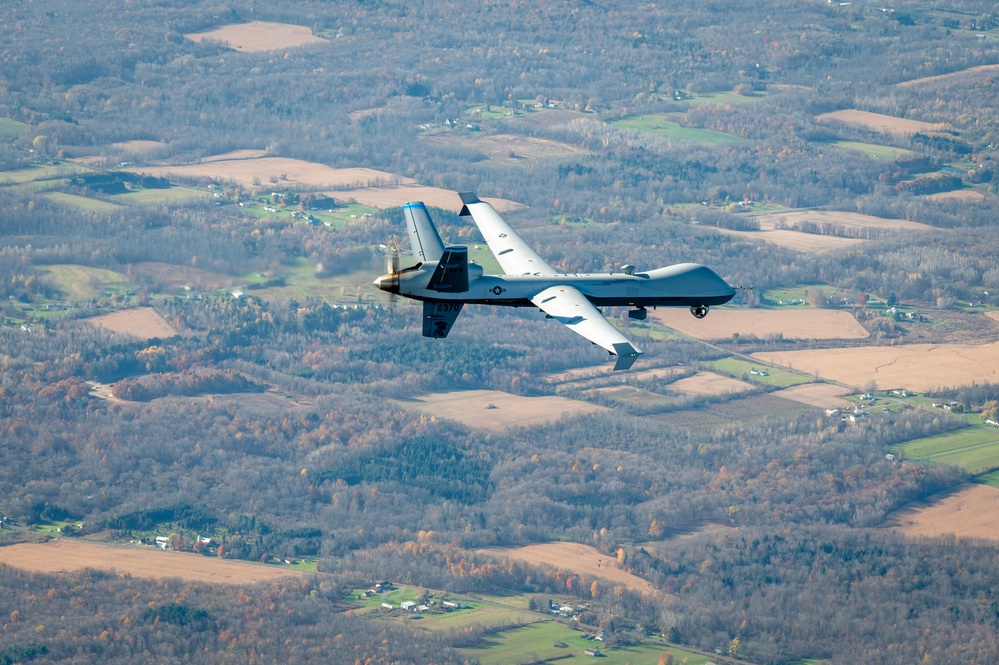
[690,305,709,319]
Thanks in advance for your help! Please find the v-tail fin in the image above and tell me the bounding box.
[404,202,446,263]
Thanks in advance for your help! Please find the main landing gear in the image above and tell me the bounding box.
[690,305,709,319]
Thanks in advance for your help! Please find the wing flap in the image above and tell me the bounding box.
[530,285,642,369]
[459,192,556,275]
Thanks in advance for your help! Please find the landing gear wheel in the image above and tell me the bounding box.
[690,305,708,319]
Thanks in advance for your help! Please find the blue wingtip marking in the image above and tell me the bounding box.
[403,202,427,210]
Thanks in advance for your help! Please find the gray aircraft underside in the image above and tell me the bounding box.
[374,192,735,370]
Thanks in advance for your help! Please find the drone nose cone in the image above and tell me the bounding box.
[373,273,399,293]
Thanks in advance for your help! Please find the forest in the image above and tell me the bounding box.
[2,0,999,663]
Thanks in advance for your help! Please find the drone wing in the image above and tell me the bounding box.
[531,285,642,370]
[458,192,557,275]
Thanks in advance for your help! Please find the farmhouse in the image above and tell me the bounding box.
[399,601,416,611]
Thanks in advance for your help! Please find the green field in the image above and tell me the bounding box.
[283,558,318,573]
[892,426,999,474]
[0,163,90,185]
[114,186,210,205]
[973,469,999,488]
[459,623,713,665]
[44,191,122,212]
[672,89,767,106]
[348,585,720,665]
[829,140,918,160]
[39,264,131,301]
[611,114,744,146]
[465,104,522,120]
[704,357,812,388]
[238,201,377,228]
[0,117,30,137]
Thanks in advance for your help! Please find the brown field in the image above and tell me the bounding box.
[896,63,999,89]
[885,483,999,542]
[774,383,854,409]
[924,189,987,202]
[716,210,935,253]
[549,365,686,392]
[113,139,164,154]
[344,184,523,212]
[129,156,520,211]
[669,371,756,397]
[131,158,403,190]
[0,539,306,584]
[589,385,673,407]
[815,109,946,136]
[185,20,326,52]
[422,133,588,160]
[715,227,863,253]
[757,210,933,234]
[393,389,608,431]
[986,311,999,325]
[652,308,870,341]
[202,149,268,162]
[477,542,658,595]
[753,341,999,392]
[545,364,619,383]
[85,307,177,340]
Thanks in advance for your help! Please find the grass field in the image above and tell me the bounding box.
[0,117,29,137]
[611,114,743,146]
[0,163,90,185]
[828,140,918,160]
[43,191,122,211]
[459,623,713,665]
[114,185,210,205]
[673,89,767,106]
[237,200,379,228]
[892,426,999,474]
[348,583,725,664]
[39,264,131,301]
[975,470,999,488]
[703,357,812,388]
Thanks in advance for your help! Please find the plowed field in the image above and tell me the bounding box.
[0,539,305,584]
[478,542,658,595]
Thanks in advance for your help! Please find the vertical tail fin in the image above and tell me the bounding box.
[403,202,446,263]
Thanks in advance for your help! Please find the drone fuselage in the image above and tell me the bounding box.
[375,261,735,309]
